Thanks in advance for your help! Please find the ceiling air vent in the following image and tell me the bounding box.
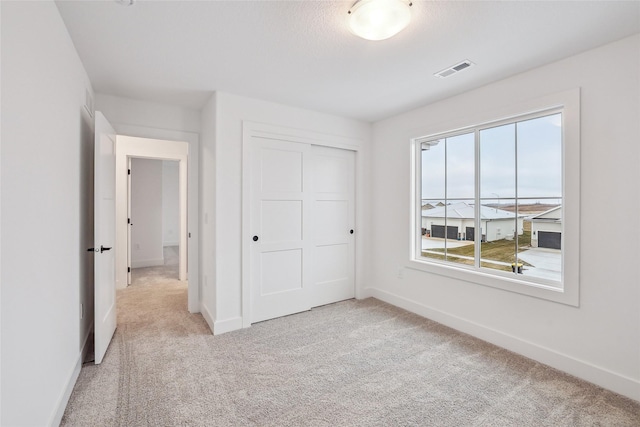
[434,60,474,78]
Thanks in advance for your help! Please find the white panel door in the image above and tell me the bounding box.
[250,139,312,323]
[310,146,355,307]
[127,157,132,285]
[94,111,117,364]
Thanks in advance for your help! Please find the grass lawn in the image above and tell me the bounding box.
[422,228,533,272]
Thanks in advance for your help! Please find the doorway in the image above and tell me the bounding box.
[129,158,181,285]
[115,135,200,314]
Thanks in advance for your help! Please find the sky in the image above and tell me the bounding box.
[421,113,562,204]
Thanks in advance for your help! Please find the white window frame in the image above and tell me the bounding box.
[410,89,580,306]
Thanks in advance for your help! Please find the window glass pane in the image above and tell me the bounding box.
[517,114,562,199]
[421,139,445,261]
[421,133,474,266]
[444,133,475,266]
[421,139,444,201]
[480,124,517,274]
[442,199,475,267]
[446,133,475,200]
[480,123,516,200]
[516,113,562,282]
[478,199,520,273]
[417,110,564,287]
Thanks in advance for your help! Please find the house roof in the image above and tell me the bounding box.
[421,202,445,210]
[530,206,562,221]
[422,202,521,220]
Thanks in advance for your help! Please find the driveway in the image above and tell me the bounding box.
[518,248,561,281]
[422,237,474,250]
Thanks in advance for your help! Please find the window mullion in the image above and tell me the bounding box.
[416,141,422,259]
[474,129,481,269]
[444,138,447,260]
[514,123,519,269]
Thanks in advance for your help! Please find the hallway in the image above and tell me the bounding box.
[62,247,210,425]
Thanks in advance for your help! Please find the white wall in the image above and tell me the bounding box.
[95,94,200,306]
[94,93,201,134]
[200,92,371,333]
[369,34,640,400]
[162,161,179,246]
[1,2,94,425]
[130,158,164,268]
[199,94,217,327]
[0,4,3,422]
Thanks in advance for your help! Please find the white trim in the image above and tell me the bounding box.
[243,121,362,151]
[112,124,200,314]
[214,317,243,335]
[241,121,364,328]
[50,327,93,426]
[410,88,580,306]
[367,287,640,402]
[131,258,165,269]
[47,348,83,427]
[200,302,215,334]
[356,287,374,299]
[79,327,93,373]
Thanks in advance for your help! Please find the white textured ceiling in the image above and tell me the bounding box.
[56,1,640,122]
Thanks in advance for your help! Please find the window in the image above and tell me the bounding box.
[411,90,580,305]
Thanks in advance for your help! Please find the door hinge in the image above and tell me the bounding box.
[128,267,131,273]
[188,232,191,238]
[128,168,131,175]
[128,218,130,224]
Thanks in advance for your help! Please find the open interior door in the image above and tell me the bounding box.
[127,157,132,285]
[93,111,117,364]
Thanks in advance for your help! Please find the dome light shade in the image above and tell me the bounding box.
[348,0,412,41]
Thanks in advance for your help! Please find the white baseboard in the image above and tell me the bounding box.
[214,316,243,335]
[79,327,92,372]
[356,287,374,299]
[131,258,164,268]
[200,302,215,334]
[366,287,640,402]
[49,328,92,427]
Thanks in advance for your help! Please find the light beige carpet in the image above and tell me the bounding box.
[62,253,640,426]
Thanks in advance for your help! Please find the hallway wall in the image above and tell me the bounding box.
[130,158,164,268]
[162,161,180,247]
[1,2,94,425]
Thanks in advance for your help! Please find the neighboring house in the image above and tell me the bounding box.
[421,201,444,210]
[422,202,524,242]
[530,206,562,249]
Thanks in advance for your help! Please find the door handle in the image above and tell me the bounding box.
[253,236,259,242]
[87,245,112,253]
[350,229,354,234]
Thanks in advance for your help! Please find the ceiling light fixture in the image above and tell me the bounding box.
[347,0,413,41]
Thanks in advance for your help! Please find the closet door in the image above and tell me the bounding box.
[249,139,355,323]
[250,139,312,323]
[310,146,355,307]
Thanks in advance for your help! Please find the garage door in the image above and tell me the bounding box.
[431,225,458,240]
[465,227,474,241]
[538,231,561,249]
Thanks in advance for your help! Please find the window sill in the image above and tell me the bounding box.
[408,258,578,307]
